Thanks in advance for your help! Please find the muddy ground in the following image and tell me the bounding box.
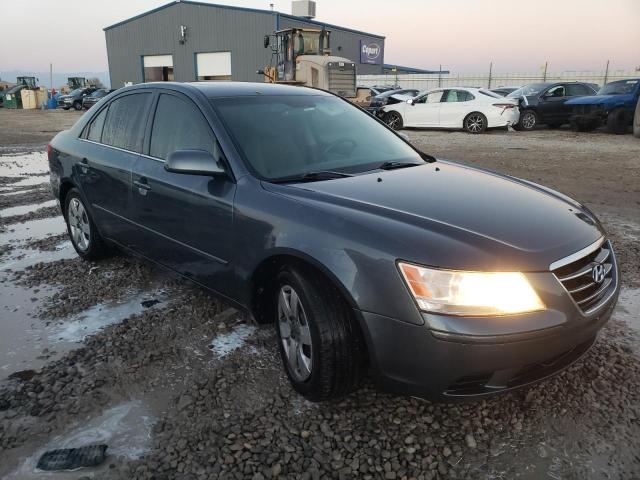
[0,110,639,479]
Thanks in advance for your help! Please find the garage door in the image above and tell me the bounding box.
[143,55,174,82]
[196,52,232,81]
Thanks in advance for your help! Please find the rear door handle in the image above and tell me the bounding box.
[133,179,151,196]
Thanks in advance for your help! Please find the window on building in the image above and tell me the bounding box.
[150,93,221,161]
[196,52,232,81]
[143,55,174,82]
[101,93,151,152]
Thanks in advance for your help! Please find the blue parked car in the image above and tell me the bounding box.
[567,78,640,134]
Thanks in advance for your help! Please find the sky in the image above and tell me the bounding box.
[0,0,638,74]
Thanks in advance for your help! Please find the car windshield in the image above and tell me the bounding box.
[211,95,424,180]
[507,83,551,98]
[90,90,106,97]
[597,79,639,95]
[69,88,83,96]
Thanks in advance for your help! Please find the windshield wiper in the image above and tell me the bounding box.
[271,170,354,184]
[378,161,422,170]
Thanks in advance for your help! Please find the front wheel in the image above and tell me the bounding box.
[275,266,365,401]
[607,107,629,135]
[518,110,538,130]
[383,111,403,130]
[73,101,82,111]
[64,188,110,260]
[463,112,487,134]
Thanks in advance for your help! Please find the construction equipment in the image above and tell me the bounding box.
[68,77,86,89]
[259,27,359,100]
[17,76,37,88]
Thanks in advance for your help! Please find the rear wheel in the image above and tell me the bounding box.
[634,97,640,138]
[275,266,365,401]
[519,110,538,130]
[463,112,487,134]
[383,111,403,130]
[606,108,629,135]
[64,188,110,260]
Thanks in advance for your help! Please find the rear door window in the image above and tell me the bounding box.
[149,93,218,160]
[86,107,108,142]
[101,93,151,152]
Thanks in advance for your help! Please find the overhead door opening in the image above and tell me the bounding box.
[143,55,174,82]
[196,52,232,81]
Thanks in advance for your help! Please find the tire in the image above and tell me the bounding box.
[570,119,585,132]
[606,108,629,135]
[274,266,365,401]
[63,188,110,260]
[63,106,70,110]
[518,109,538,130]
[73,101,82,111]
[633,97,640,138]
[383,111,403,130]
[463,112,487,134]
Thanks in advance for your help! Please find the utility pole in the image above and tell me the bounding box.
[488,62,493,89]
[604,59,609,85]
[542,61,548,82]
[438,64,442,87]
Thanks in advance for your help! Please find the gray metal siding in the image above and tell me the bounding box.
[105,3,383,87]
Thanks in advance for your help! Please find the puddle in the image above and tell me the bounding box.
[49,291,167,343]
[0,199,58,218]
[7,401,155,479]
[209,323,257,358]
[615,288,640,338]
[1,242,74,271]
[0,175,49,190]
[0,151,48,177]
[0,216,66,245]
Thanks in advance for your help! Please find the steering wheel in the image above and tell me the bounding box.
[320,138,357,157]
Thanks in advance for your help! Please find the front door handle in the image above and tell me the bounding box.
[133,179,151,196]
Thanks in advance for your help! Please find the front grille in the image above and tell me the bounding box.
[552,239,617,315]
[327,63,356,98]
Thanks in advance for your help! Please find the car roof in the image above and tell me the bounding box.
[123,81,333,98]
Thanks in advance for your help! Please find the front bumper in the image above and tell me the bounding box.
[357,263,619,400]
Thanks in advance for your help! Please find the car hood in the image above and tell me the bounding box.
[264,162,604,271]
[566,94,630,105]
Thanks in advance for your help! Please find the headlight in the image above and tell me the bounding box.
[398,262,545,316]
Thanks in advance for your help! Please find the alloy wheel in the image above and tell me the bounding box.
[68,198,91,251]
[385,113,401,130]
[277,284,313,381]
[466,114,485,133]
[521,111,536,129]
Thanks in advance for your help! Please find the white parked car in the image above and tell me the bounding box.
[379,87,520,134]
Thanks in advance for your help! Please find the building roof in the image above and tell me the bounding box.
[383,64,450,75]
[103,0,385,39]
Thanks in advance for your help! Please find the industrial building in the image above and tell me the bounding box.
[104,0,386,88]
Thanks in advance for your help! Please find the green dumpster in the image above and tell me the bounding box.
[3,85,26,109]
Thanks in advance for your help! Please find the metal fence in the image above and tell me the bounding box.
[357,70,639,90]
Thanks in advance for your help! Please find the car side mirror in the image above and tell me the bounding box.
[406,98,414,105]
[165,149,226,176]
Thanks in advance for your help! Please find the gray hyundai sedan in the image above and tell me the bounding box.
[48,82,619,401]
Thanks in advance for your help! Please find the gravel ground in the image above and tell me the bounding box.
[0,119,638,479]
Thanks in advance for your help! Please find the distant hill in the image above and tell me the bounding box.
[0,70,110,89]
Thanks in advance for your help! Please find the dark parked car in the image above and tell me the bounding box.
[366,88,420,115]
[567,79,640,134]
[49,82,619,401]
[490,86,520,97]
[507,82,597,130]
[82,88,115,109]
[58,87,97,110]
